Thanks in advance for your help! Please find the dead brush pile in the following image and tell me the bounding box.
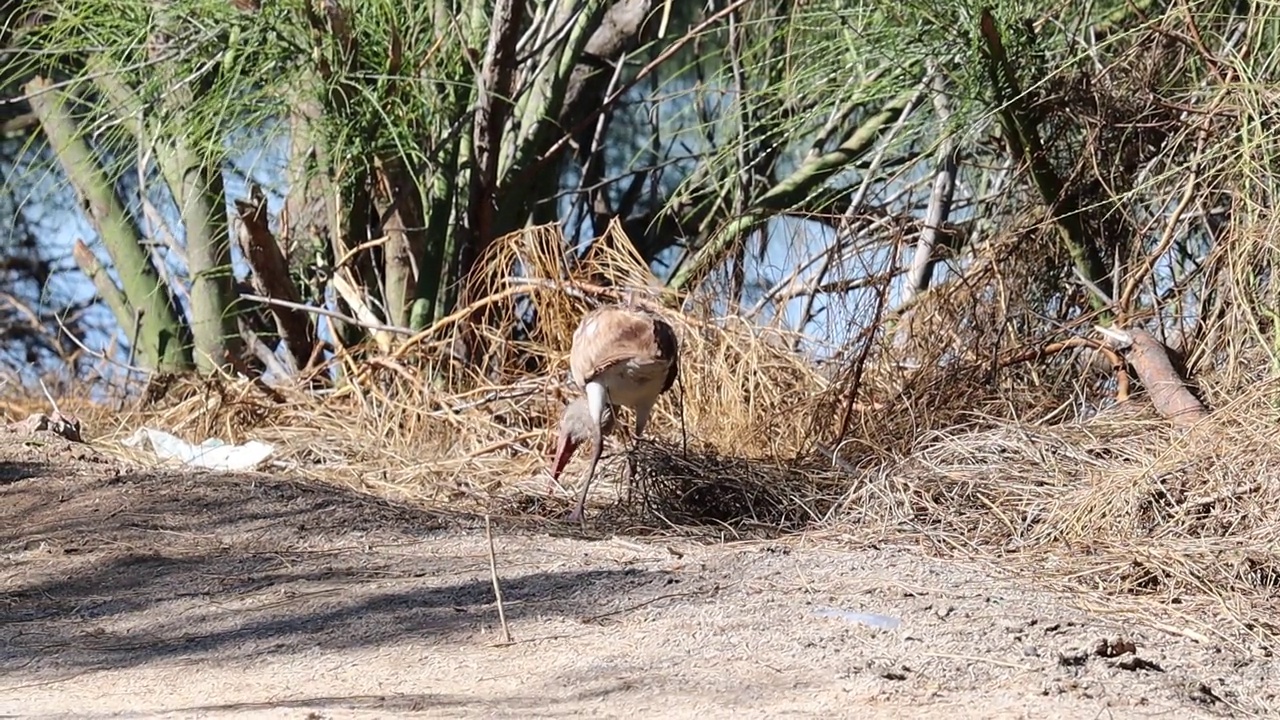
[851,396,1280,642]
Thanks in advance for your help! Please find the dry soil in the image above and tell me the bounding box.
[1,432,1274,719]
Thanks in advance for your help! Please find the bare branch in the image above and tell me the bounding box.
[469,0,526,246]
[71,239,134,338]
[234,187,316,372]
[240,293,412,338]
[905,70,958,300]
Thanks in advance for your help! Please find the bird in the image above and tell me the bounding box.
[548,303,679,525]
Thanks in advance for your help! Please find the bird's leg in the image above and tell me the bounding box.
[622,442,636,507]
[567,423,603,528]
[568,381,609,526]
[621,434,640,504]
[632,399,654,441]
[627,399,656,508]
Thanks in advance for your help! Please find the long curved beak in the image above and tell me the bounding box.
[549,432,581,481]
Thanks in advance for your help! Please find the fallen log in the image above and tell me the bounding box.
[1096,326,1208,426]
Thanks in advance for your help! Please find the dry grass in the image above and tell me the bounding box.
[852,398,1280,633]
[5,220,1280,652]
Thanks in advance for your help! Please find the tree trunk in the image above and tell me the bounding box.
[24,76,190,372]
[377,159,427,328]
[149,7,243,372]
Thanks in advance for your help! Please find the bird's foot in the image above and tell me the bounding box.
[564,507,587,527]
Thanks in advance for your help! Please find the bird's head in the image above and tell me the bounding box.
[549,395,616,480]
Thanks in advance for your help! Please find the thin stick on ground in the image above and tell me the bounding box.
[37,378,62,416]
[485,513,513,645]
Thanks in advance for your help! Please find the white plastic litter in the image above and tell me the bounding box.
[811,605,902,630]
[122,427,276,471]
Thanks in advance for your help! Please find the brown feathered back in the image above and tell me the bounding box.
[568,305,678,407]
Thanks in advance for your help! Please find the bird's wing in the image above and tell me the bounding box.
[569,306,678,389]
[654,316,679,393]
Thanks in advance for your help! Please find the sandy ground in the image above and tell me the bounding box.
[0,433,1273,719]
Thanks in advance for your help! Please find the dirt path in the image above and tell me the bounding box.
[0,435,1270,719]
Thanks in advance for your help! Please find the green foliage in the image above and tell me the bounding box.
[2,0,1279,394]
